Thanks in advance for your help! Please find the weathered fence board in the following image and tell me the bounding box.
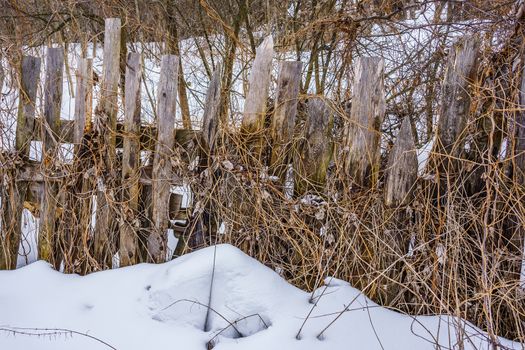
[341,57,385,188]
[513,60,525,287]
[149,55,179,263]
[269,61,302,181]
[294,97,334,195]
[34,120,196,150]
[72,57,95,272]
[428,35,479,182]
[94,18,122,268]
[120,52,142,266]
[201,64,223,155]
[15,57,42,157]
[39,47,64,266]
[434,35,479,159]
[240,36,273,161]
[384,117,418,207]
[73,58,93,146]
[0,60,3,97]
[0,56,41,270]
[184,65,225,255]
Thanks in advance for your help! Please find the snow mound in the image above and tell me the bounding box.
[0,244,521,350]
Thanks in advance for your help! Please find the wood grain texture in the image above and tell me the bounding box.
[342,57,385,188]
[0,56,41,269]
[73,58,93,146]
[96,18,121,150]
[294,97,333,195]
[72,57,94,270]
[435,35,479,158]
[513,56,525,287]
[120,52,142,266]
[150,55,178,263]
[269,61,302,181]
[240,36,273,161]
[15,56,41,157]
[201,64,222,155]
[94,18,121,268]
[384,117,418,207]
[39,47,64,265]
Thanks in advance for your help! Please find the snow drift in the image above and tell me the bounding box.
[0,244,521,349]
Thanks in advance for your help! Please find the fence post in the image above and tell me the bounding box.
[0,59,3,96]
[384,117,418,207]
[512,58,525,291]
[294,97,334,195]
[429,35,479,173]
[15,57,41,156]
[240,36,273,162]
[201,64,223,156]
[73,58,93,147]
[0,56,41,270]
[150,55,178,263]
[182,65,224,253]
[120,52,142,266]
[69,57,94,273]
[341,57,385,188]
[94,18,121,268]
[269,61,302,181]
[39,47,64,266]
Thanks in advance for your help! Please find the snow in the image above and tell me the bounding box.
[16,209,38,268]
[0,244,521,350]
[417,137,434,175]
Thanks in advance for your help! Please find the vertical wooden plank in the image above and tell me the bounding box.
[96,18,121,147]
[1,56,41,268]
[384,117,418,207]
[513,59,525,290]
[240,36,273,161]
[516,62,525,200]
[15,57,42,157]
[149,55,178,263]
[39,47,64,265]
[68,56,94,273]
[0,180,25,270]
[294,97,334,195]
[0,59,4,94]
[432,35,479,164]
[342,57,385,188]
[1,56,41,270]
[269,61,302,181]
[73,58,93,146]
[201,64,223,155]
[94,18,121,268]
[165,0,191,129]
[185,65,223,255]
[119,52,142,267]
[381,117,418,306]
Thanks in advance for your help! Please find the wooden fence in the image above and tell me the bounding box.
[0,18,521,277]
